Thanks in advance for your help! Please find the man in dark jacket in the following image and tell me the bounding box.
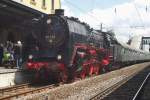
[0,44,4,66]
[14,41,22,68]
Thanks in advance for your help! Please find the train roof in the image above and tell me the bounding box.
[117,40,149,54]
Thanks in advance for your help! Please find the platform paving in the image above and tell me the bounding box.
[0,67,18,74]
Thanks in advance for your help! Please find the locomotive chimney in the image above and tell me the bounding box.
[55,9,64,16]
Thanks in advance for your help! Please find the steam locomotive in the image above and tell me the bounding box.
[21,10,150,82]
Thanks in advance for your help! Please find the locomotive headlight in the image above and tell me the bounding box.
[28,55,33,59]
[57,55,62,60]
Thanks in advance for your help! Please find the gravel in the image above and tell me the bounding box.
[16,62,150,100]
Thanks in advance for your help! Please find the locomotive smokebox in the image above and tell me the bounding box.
[55,9,64,16]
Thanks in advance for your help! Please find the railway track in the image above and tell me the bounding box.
[132,72,150,100]
[101,66,150,100]
[89,66,148,100]
[0,83,58,100]
[90,68,150,100]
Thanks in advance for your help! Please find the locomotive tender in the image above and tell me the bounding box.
[21,9,150,82]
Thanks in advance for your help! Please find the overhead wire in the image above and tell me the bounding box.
[145,0,149,12]
[63,0,109,29]
[63,0,150,30]
[133,1,146,29]
[63,0,98,19]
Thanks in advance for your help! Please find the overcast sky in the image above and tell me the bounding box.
[62,0,150,43]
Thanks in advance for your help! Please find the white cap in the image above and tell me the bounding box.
[17,41,22,46]
[17,41,22,44]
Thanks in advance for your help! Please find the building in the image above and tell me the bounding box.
[141,37,150,52]
[128,36,150,52]
[12,0,61,14]
[0,0,47,44]
[0,0,62,44]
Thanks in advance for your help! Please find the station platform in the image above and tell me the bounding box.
[0,67,17,88]
[0,67,35,88]
[0,67,18,74]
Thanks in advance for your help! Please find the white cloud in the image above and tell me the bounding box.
[62,5,75,16]
[62,0,150,43]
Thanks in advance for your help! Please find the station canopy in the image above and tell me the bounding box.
[0,0,45,28]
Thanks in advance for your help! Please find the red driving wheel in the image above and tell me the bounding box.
[59,70,68,83]
[89,65,94,76]
[94,65,100,75]
[80,68,86,79]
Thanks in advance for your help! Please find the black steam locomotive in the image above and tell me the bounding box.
[21,10,114,82]
[20,9,150,83]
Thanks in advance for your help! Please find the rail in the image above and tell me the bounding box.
[132,72,150,100]
[0,83,30,93]
[0,83,58,100]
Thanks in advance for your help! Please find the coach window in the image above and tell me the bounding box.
[121,48,124,54]
[129,50,131,54]
[127,49,129,54]
[129,49,131,53]
[134,51,136,56]
[124,48,126,54]
[126,49,128,54]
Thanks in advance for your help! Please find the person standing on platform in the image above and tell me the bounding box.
[14,41,22,68]
[0,44,4,66]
